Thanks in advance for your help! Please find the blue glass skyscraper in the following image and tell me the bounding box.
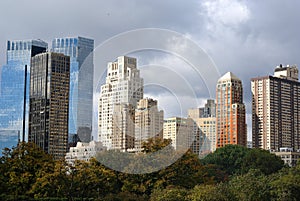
[52,36,94,142]
[0,39,47,152]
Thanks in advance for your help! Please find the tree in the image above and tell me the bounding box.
[150,186,188,201]
[1,142,54,199]
[201,145,284,176]
[229,169,271,201]
[187,184,233,201]
[201,145,249,175]
[241,148,284,175]
[270,166,300,200]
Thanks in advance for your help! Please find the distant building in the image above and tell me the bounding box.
[65,141,105,164]
[188,99,216,119]
[29,52,70,160]
[252,65,300,151]
[111,103,135,151]
[52,37,94,142]
[0,39,47,143]
[188,99,217,154]
[216,72,247,148]
[163,117,194,151]
[197,117,217,155]
[98,56,143,150]
[272,147,300,167]
[135,98,164,152]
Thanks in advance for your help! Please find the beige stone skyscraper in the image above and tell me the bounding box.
[216,72,247,148]
[134,98,164,151]
[29,52,70,160]
[98,56,143,150]
[252,65,300,151]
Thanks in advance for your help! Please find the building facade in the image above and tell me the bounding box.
[163,117,194,151]
[273,147,300,167]
[111,103,135,151]
[29,52,70,160]
[188,99,217,154]
[252,65,300,151]
[98,56,143,149]
[65,141,105,164]
[0,40,47,145]
[52,37,94,142]
[134,98,164,152]
[216,72,247,148]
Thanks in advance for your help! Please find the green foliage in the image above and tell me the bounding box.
[201,145,248,175]
[270,166,300,200]
[229,169,271,201]
[0,142,298,200]
[150,186,188,201]
[242,148,284,175]
[142,138,172,153]
[187,184,233,201]
[102,192,148,201]
[119,139,225,196]
[201,145,284,175]
[1,142,55,199]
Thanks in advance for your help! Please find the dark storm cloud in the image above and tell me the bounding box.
[0,0,203,66]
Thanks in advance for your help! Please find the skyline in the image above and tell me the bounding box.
[1,0,300,140]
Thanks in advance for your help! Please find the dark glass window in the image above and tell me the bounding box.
[7,41,10,50]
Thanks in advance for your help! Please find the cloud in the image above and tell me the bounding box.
[201,0,250,27]
[2,0,300,141]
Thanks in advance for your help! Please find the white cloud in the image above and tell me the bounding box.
[201,0,250,26]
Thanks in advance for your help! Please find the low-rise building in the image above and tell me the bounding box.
[65,141,105,164]
[273,147,300,167]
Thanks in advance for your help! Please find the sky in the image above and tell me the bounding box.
[1,0,300,140]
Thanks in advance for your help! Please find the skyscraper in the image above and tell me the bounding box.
[0,40,47,152]
[52,37,94,142]
[29,52,70,160]
[135,98,164,151]
[98,56,143,149]
[216,72,247,148]
[252,65,300,151]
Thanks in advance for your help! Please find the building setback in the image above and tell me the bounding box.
[98,56,143,150]
[216,72,247,148]
[65,141,105,165]
[29,52,70,160]
[252,65,300,151]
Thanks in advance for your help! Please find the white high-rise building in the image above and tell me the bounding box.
[98,56,143,149]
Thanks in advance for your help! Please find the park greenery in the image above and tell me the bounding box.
[0,139,299,201]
